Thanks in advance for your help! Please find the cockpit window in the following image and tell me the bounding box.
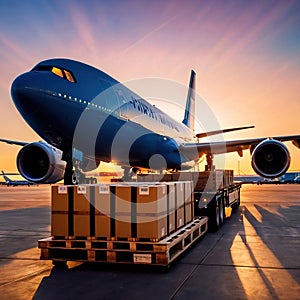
[51,67,64,78]
[64,69,75,83]
[33,65,76,83]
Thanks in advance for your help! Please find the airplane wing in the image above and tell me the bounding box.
[0,138,28,146]
[195,126,255,139]
[180,134,300,158]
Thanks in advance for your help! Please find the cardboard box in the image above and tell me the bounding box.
[223,170,234,187]
[51,213,69,236]
[74,185,90,212]
[172,172,194,182]
[94,185,111,217]
[95,215,111,238]
[115,185,133,238]
[94,185,111,238]
[73,214,90,236]
[136,184,168,239]
[184,181,194,224]
[166,183,176,234]
[136,217,167,239]
[194,171,224,191]
[51,185,69,211]
[115,220,132,238]
[176,206,185,229]
[173,181,185,228]
[137,173,173,182]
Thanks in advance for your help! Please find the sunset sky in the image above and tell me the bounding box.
[0,0,300,175]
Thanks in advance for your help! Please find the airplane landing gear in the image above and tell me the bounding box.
[205,154,215,171]
[64,160,97,185]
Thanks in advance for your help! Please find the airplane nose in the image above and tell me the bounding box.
[11,73,39,115]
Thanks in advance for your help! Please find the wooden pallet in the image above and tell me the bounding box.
[38,216,208,267]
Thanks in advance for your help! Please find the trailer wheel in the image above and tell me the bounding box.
[232,191,241,210]
[209,201,220,232]
[219,199,225,225]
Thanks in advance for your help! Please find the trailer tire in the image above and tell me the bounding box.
[219,199,225,225]
[232,191,241,210]
[209,201,220,232]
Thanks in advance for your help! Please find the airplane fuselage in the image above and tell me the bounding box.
[11,59,196,171]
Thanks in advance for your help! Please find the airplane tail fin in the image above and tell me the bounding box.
[1,171,10,183]
[182,70,196,131]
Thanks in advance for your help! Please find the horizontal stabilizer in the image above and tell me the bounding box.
[196,126,255,139]
[0,138,28,146]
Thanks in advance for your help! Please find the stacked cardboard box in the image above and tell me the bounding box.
[51,185,69,237]
[174,182,185,228]
[51,181,194,241]
[166,183,176,234]
[115,185,134,238]
[223,170,234,187]
[73,186,91,237]
[136,184,168,239]
[184,181,193,224]
[94,185,111,238]
[137,170,234,191]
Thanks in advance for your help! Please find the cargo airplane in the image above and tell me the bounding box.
[1,58,300,184]
[0,171,34,186]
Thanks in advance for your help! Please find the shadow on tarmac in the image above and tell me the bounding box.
[0,207,50,266]
[32,208,248,300]
[4,203,299,299]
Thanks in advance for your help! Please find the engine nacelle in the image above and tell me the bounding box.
[17,142,66,183]
[251,139,290,178]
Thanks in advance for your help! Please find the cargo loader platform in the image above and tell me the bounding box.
[38,216,208,267]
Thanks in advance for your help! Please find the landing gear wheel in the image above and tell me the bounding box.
[84,177,97,184]
[72,171,79,185]
[72,171,86,185]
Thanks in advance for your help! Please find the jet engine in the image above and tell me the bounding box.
[251,139,290,178]
[17,142,66,183]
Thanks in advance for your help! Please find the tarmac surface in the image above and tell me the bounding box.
[0,184,299,299]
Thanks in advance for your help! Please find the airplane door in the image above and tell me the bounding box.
[117,89,129,120]
[98,79,121,116]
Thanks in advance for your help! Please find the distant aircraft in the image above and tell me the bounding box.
[278,172,300,183]
[0,171,34,186]
[0,58,300,184]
